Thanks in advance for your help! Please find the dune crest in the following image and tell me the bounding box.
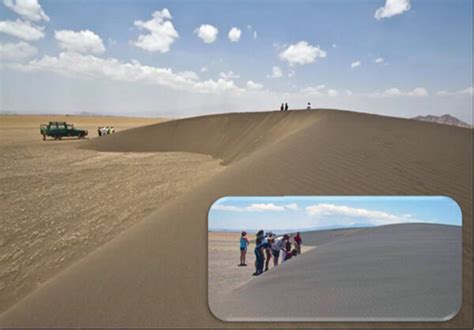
[81,110,323,164]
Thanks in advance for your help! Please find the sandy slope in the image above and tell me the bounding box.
[0,110,471,328]
[208,231,315,301]
[211,223,461,321]
[0,115,224,312]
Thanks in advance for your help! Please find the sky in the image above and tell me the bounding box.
[208,196,462,233]
[0,0,472,123]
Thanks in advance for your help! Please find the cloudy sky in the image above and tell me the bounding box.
[208,196,462,232]
[1,0,472,122]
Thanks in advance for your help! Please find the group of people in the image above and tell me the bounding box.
[97,126,115,136]
[279,102,313,111]
[239,230,303,276]
[280,103,289,111]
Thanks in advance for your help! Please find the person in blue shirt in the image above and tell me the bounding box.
[238,231,249,266]
[253,235,272,276]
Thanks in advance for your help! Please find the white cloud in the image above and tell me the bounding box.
[369,87,428,98]
[200,66,207,72]
[268,66,283,79]
[437,86,473,96]
[246,80,263,90]
[133,9,179,53]
[305,203,428,226]
[375,0,411,20]
[380,87,401,96]
[285,203,300,211]
[0,19,44,41]
[459,87,473,95]
[351,61,361,68]
[213,203,288,212]
[228,27,241,42]
[55,30,106,54]
[247,203,284,212]
[332,43,337,48]
[194,24,218,44]
[375,57,384,64]
[345,89,353,96]
[288,69,295,78]
[219,70,240,80]
[12,52,245,94]
[0,41,37,61]
[3,0,49,22]
[211,205,243,212]
[253,30,257,39]
[407,87,428,97]
[327,89,339,97]
[300,84,326,96]
[279,41,327,66]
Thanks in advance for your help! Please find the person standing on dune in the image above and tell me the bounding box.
[271,235,284,266]
[263,232,273,271]
[239,231,249,266]
[284,103,289,111]
[253,237,264,276]
[280,103,284,111]
[281,234,292,261]
[294,232,302,255]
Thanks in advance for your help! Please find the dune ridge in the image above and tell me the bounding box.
[1,109,471,328]
[81,110,322,164]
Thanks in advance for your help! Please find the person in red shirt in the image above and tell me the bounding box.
[294,232,302,255]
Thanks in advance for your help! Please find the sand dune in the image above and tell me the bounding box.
[1,109,471,328]
[80,110,320,164]
[211,223,461,321]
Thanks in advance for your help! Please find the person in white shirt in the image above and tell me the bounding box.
[271,236,285,266]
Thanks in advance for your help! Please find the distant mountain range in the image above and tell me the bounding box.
[411,114,471,128]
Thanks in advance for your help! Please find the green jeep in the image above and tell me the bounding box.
[40,121,88,140]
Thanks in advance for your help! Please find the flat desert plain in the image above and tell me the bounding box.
[0,110,472,328]
[0,115,224,312]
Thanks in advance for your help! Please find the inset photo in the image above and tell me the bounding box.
[208,196,462,321]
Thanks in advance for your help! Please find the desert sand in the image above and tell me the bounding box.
[0,115,224,312]
[208,231,314,300]
[0,109,472,328]
[210,224,462,321]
